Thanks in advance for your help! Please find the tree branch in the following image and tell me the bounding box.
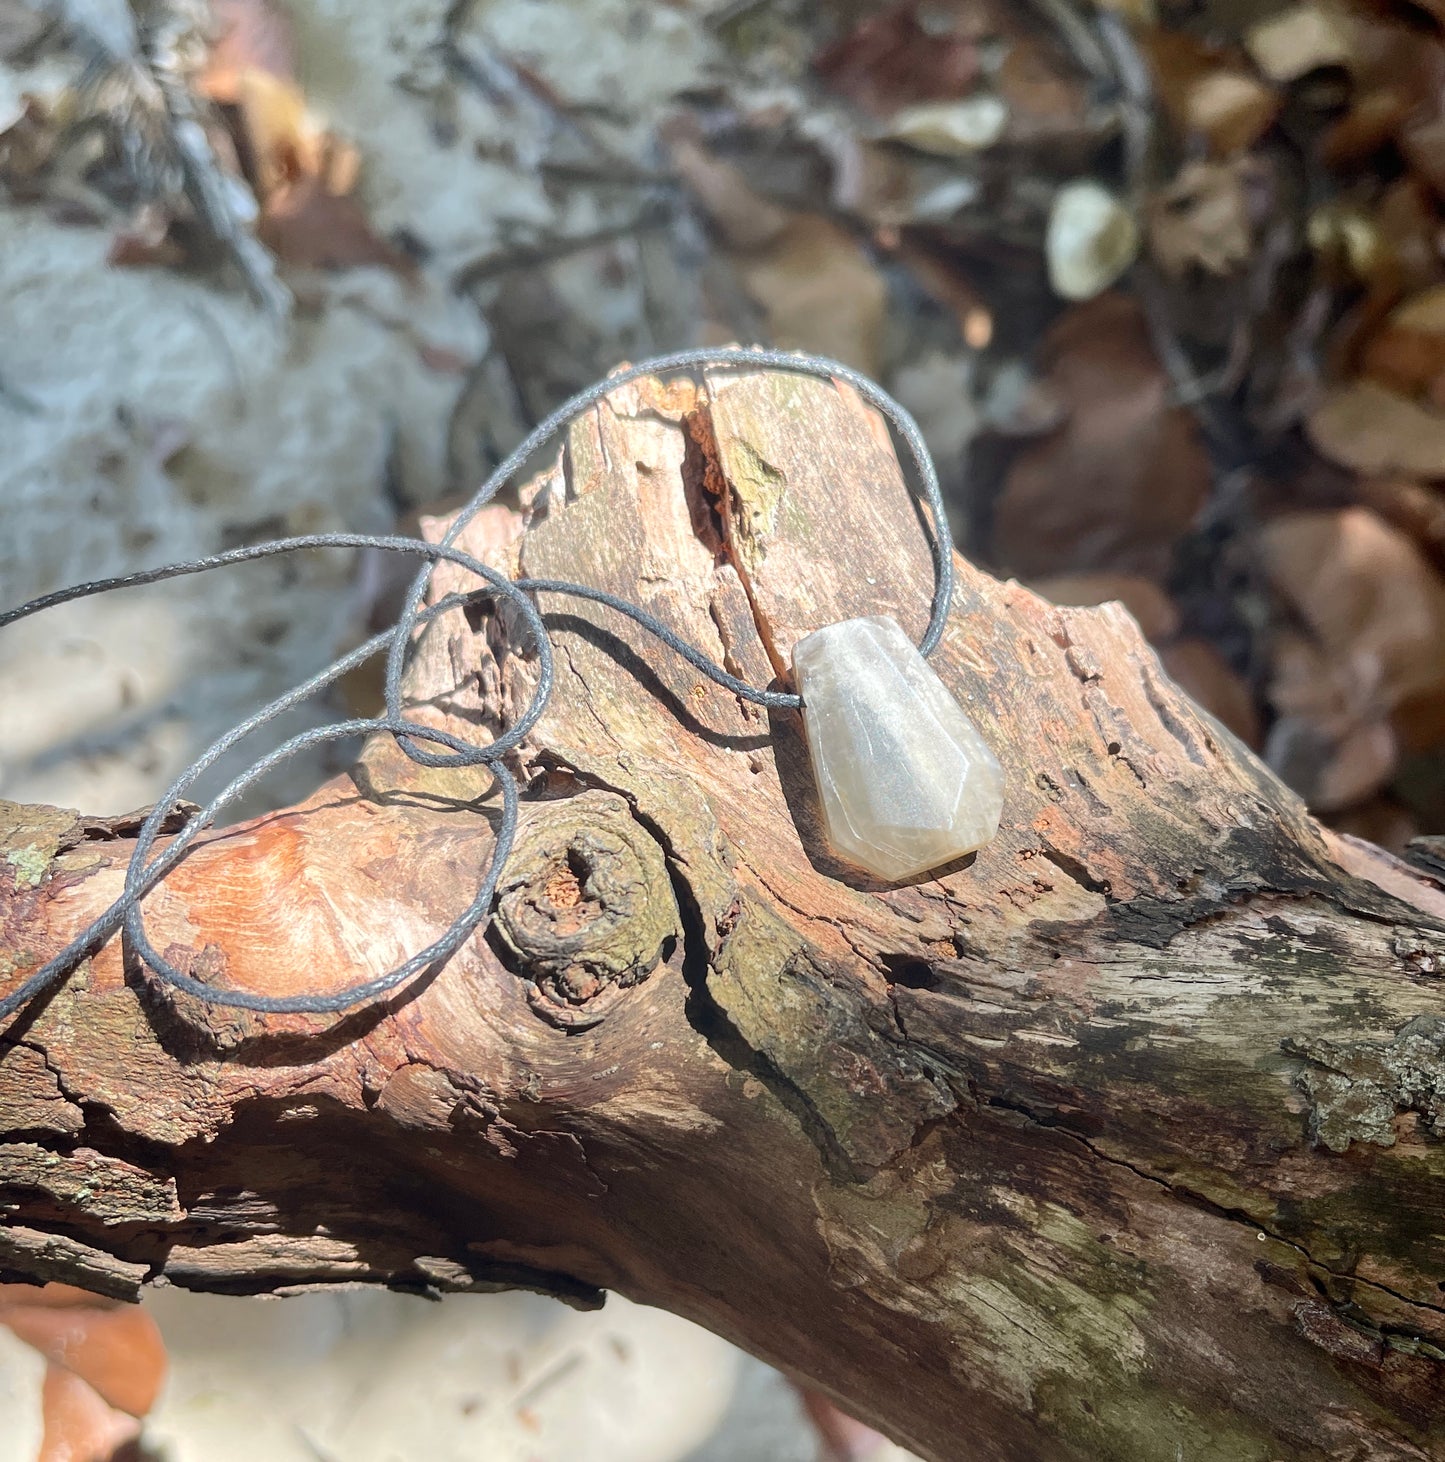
[3,367,1444,1460]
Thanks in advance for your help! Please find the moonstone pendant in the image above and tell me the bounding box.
[792,615,1004,881]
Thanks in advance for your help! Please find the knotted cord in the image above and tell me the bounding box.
[0,347,953,1023]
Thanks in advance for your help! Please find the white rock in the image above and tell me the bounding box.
[1046,181,1139,301]
[792,616,1004,881]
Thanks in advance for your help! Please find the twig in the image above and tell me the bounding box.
[1093,9,1153,210]
[452,200,676,294]
[1021,0,1115,90]
[1094,8,1239,447]
[59,0,290,315]
[133,0,290,315]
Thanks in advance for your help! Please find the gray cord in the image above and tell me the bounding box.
[0,347,952,1023]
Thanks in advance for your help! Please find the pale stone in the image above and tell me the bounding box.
[792,616,1004,881]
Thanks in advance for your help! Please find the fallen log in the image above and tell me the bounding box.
[3,364,1444,1461]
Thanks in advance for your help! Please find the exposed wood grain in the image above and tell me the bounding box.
[3,364,1445,1460]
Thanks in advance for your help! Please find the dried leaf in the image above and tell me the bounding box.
[1312,718,1399,811]
[1031,572,1181,641]
[1360,286,1445,404]
[0,1285,116,1310]
[194,0,402,277]
[232,67,325,200]
[417,342,470,374]
[668,134,790,251]
[258,174,414,274]
[107,206,187,270]
[1391,285,1445,335]
[1158,638,1261,748]
[1319,87,1412,169]
[1149,160,1254,278]
[1357,475,1445,566]
[815,0,989,118]
[0,1296,167,1416]
[1261,624,1398,810]
[1400,109,1445,198]
[1307,380,1445,477]
[1142,32,1280,156]
[1245,2,1352,82]
[673,136,886,374]
[994,35,1090,142]
[202,0,297,102]
[39,1366,140,1462]
[994,294,1211,579]
[1095,0,1156,21]
[0,95,58,195]
[733,214,887,377]
[1259,507,1445,716]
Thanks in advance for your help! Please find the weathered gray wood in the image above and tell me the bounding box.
[3,366,1444,1460]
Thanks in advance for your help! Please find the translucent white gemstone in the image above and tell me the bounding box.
[792,616,1004,881]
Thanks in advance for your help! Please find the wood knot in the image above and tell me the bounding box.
[492,790,680,1028]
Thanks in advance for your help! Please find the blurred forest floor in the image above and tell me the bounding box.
[3,0,1445,1456]
[6,0,1445,846]
[5,0,1445,838]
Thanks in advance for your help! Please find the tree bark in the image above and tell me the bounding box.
[3,365,1445,1461]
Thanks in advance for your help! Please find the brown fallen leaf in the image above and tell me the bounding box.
[0,1284,115,1310]
[1395,683,1445,754]
[666,133,789,252]
[1400,106,1445,199]
[107,204,188,270]
[1030,572,1181,642]
[1324,7,1445,199]
[1356,475,1445,567]
[1158,638,1261,748]
[732,214,886,376]
[229,66,326,200]
[1320,86,1412,169]
[814,0,988,118]
[196,0,405,276]
[1311,717,1400,811]
[202,0,297,100]
[1142,31,1280,157]
[993,293,1212,579]
[1360,285,1445,406]
[1258,507,1445,716]
[39,1366,140,1462]
[258,174,415,276]
[0,95,59,199]
[1148,160,1255,278]
[1371,178,1445,300]
[417,342,471,374]
[994,34,1089,143]
[1262,628,1398,810]
[0,1292,167,1416]
[796,1385,894,1461]
[883,95,1007,155]
[671,136,885,375]
[1307,380,1445,478]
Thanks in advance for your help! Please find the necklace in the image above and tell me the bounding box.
[0,347,1002,1023]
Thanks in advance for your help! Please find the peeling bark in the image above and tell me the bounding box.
[3,367,1445,1460]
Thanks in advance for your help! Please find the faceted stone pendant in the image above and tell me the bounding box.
[792,616,1004,881]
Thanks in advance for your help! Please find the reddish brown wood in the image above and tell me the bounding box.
[3,366,1445,1460]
